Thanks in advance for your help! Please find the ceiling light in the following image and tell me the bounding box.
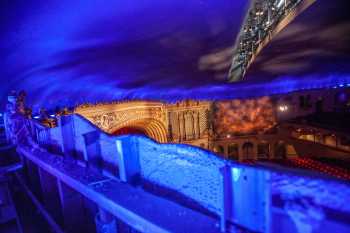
[277,0,285,8]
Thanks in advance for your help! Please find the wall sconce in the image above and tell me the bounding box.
[278,105,289,112]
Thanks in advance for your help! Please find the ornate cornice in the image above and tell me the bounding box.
[75,100,211,145]
[87,108,166,132]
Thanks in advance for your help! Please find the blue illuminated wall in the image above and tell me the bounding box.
[34,113,227,214]
[7,108,350,232]
[229,166,350,233]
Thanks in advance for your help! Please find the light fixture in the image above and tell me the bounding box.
[229,0,305,81]
[277,0,285,8]
[278,105,289,112]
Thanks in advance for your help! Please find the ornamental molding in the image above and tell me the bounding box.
[78,106,166,133]
[75,100,211,144]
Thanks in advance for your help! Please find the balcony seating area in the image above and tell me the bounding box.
[268,158,350,180]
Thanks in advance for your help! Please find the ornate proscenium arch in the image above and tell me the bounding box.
[229,0,316,81]
[75,100,212,148]
[75,101,168,143]
[109,118,168,143]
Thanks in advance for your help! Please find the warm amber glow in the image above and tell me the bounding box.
[214,97,276,136]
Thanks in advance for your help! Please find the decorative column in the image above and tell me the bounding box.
[191,112,195,139]
[178,114,182,142]
[167,112,173,141]
[184,111,193,140]
[269,142,275,159]
[238,143,243,161]
[195,112,200,139]
[182,112,186,141]
[223,144,229,159]
[253,142,258,160]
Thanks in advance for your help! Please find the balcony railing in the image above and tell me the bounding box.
[3,92,350,233]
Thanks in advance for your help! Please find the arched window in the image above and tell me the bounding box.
[242,142,254,159]
[274,141,286,159]
[257,143,269,159]
[214,145,225,155]
[228,144,239,160]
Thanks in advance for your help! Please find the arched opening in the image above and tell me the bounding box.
[257,142,270,159]
[112,127,147,137]
[242,142,254,159]
[213,145,225,155]
[228,144,239,160]
[324,134,337,147]
[286,144,298,157]
[274,141,287,159]
[109,118,168,143]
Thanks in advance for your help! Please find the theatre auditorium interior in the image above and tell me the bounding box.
[1,0,350,233]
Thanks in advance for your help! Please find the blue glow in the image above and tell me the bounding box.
[0,0,249,109]
[232,167,241,182]
[6,110,350,232]
[1,1,350,111]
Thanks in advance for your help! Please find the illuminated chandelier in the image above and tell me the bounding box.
[228,0,316,82]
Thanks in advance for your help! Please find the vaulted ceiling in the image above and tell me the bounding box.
[1,0,350,110]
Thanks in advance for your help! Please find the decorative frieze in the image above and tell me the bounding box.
[89,108,165,132]
[75,100,211,148]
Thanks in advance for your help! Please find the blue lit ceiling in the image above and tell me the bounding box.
[1,0,350,111]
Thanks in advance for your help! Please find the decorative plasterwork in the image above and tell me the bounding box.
[89,108,165,132]
[75,100,211,146]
